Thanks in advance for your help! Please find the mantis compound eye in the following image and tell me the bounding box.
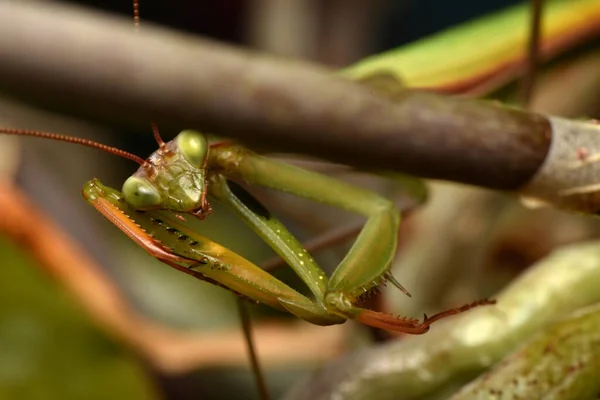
[122,176,163,210]
[176,130,209,168]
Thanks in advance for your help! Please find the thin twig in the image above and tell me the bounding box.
[518,0,543,106]
[237,299,272,400]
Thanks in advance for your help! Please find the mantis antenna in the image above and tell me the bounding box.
[151,122,166,148]
[0,128,146,166]
[132,0,167,151]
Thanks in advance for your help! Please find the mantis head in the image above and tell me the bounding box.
[0,127,212,217]
[122,129,212,216]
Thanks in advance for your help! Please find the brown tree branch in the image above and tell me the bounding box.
[0,0,551,190]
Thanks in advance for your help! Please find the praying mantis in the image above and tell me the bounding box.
[2,125,491,334]
[0,0,500,335]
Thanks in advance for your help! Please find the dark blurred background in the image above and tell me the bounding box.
[64,0,523,61]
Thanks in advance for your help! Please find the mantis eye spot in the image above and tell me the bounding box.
[122,176,162,210]
[177,130,209,168]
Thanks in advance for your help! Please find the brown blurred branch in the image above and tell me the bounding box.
[0,1,551,190]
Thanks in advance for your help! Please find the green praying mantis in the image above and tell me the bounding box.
[0,1,506,336]
[2,0,600,339]
[0,125,490,334]
[4,0,600,398]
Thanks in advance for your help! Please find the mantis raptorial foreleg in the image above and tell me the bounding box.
[84,180,342,326]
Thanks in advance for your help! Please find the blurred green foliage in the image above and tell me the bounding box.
[0,237,157,400]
